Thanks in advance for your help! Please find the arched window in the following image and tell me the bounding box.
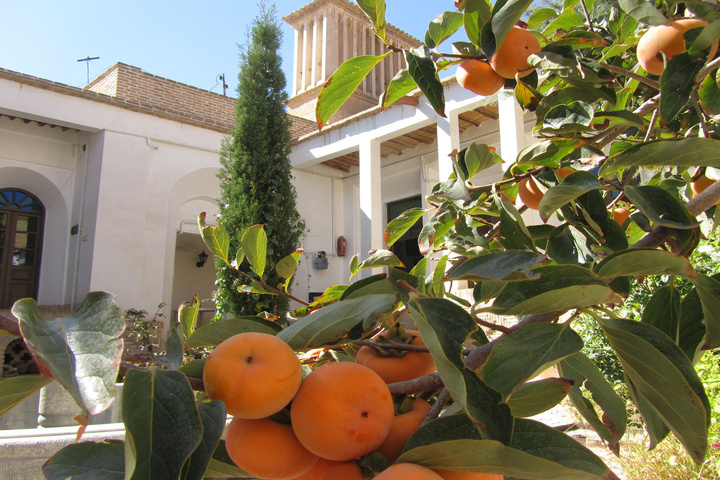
[0,189,45,308]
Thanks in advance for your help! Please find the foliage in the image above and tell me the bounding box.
[124,302,166,353]
[5,0,720,478]
[215,3,302,319]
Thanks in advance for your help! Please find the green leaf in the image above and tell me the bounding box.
[447,250,544,282]
[700,68,720,115]
[198,213,230,266]
[405,47,446,117]
[641,285,681,342]
[599,137,720,176]
[385,207,429,248]
[316,54,390,129]
[516,138,580,167]
[356,0,387,42]
[506,377,575,417]
[482,323,584,398]
[593,110,646,129]
[180,401,226,480]
[623,185,697,230]
[123,368,203,480]
[546,223,596,265]
[419,208,456,255]
[489,265,621,315]
[380,69,417,110]
[527,7,559,29]
[594,248,696,280]
[624,374,670,449]
[538,171,603,220]
[352,250,405,278]
[43,440,125,480]
[157,323,184,370]
[497,200,536,251]
[660,53,705,123]
[276,294,396,350]
[13,292,124,416]
[692,273,720,349]
[241,224,267,278]
[426,11,464,48]
[679,287,706,361]
[463,0,492,47]
[617,0,667,25]
[407,297,514,443]
[490,0,536,54]
[178,294,199,341]
[186,317,280,348]
[558,353,627,449]
[462,143,504,178]
[0,375,52,419]
[539,101,594,135]
[276,249,303,279]
[599,317,710,465]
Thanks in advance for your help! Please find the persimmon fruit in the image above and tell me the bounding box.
[355,329,436,384]
[555,168,573,179]
[374,463,445,480]
[612,207,631,226]
[376,397,432,463]
[691,174,720,205]
[290,362,395,461]
[435,470,504,480]
[291,458,365,480]
[637,18,717,75]
[517,176,544,210]
[225,416,319,480]
[203,331,302,419]
[490,27,541,79]
[456,60,505,96]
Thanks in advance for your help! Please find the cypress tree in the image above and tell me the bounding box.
[216,4,302,318]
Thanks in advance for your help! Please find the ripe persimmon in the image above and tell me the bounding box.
[374,463,445,480]
[355,329,435,384]
[456,60,505,96]
[490,27,541,79]
[555,168,573,179]
[611,207,631,226]
[225,416,319,480]
[434,470,504,480]
[203,332,302,419]
[517,176,544,210]
[376,397,432,463]
[291,458,365,480]
[291,362,395,461]
[637,18,718,75]
[691,174,720,205]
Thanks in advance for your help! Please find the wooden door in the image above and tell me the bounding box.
[0,189,44,309]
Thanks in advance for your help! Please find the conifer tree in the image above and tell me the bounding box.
[216,4,302,318]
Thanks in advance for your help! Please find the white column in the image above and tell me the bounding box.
[498,89,525,169]
[311,15,319,86]
[359,139,383,261]
[292,28,300,96]
[302,22,310,92]
[436,111,460,181]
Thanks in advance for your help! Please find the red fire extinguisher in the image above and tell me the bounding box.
[337,236,346,257]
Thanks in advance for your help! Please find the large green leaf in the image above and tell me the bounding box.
[178,294,199,341]
[463,0,492,46]
[405,46,445,117]
[316,54,390,129]
[546,223,596,265]
[623,185,697,230]
[180,401,226,480]
[489,265,621,315]
[679,287,707,361]
[594,248,696,280]
[123,368,203,480]
[539,101,594,136]
[599,137,720,176]
[241,224,267,278]
[461,143,504,178]
[356,0,387,42]
[498,200,536,251]
[408,296,514,443]
[700,68,720,115]
[385,207,429,248]
[558,353,627,449]
[277,294,396,350]
[599,317,710,465]
[418,208,457,255]
[624,374,670,449]
[43,439,125,480]
[198,213,230,266]
[481,323,584,398]
[489,0,536,56]
[692,273,720,349]
[660,53,706,122]
[641,285,681,341]
[426,11,464,48]
[538,171,603,220]
[351,249,405,278]
[13,292,124,416]
[0,375,52,419]
[447,250,544,282]
[618,0,667,25]
[380,69,417,110]
[506,377,575,417]
[186,317,280,348]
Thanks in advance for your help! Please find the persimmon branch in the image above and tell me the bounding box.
[353,340,431,353]
[597,61,661,90]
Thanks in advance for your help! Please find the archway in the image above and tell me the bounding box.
[0,189,44,309]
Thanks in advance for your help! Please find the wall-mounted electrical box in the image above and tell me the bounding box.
[314,251,329,269]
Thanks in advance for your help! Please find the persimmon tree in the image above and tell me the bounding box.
[2,0,720,478]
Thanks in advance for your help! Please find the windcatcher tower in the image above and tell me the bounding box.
[283,0,421,124]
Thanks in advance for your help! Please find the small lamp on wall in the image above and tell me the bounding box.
[197,250,209,268]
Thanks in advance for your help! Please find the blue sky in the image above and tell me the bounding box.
[0,1,461,97]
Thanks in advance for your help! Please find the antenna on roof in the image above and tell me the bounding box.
[77,56,100,85]
[217,74,228,96]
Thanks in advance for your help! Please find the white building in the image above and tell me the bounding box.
[0,0,535,331]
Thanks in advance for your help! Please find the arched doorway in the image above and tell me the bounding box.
[0,189,44,309]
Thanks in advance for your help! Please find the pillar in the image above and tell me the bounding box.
[359,139,383,262]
